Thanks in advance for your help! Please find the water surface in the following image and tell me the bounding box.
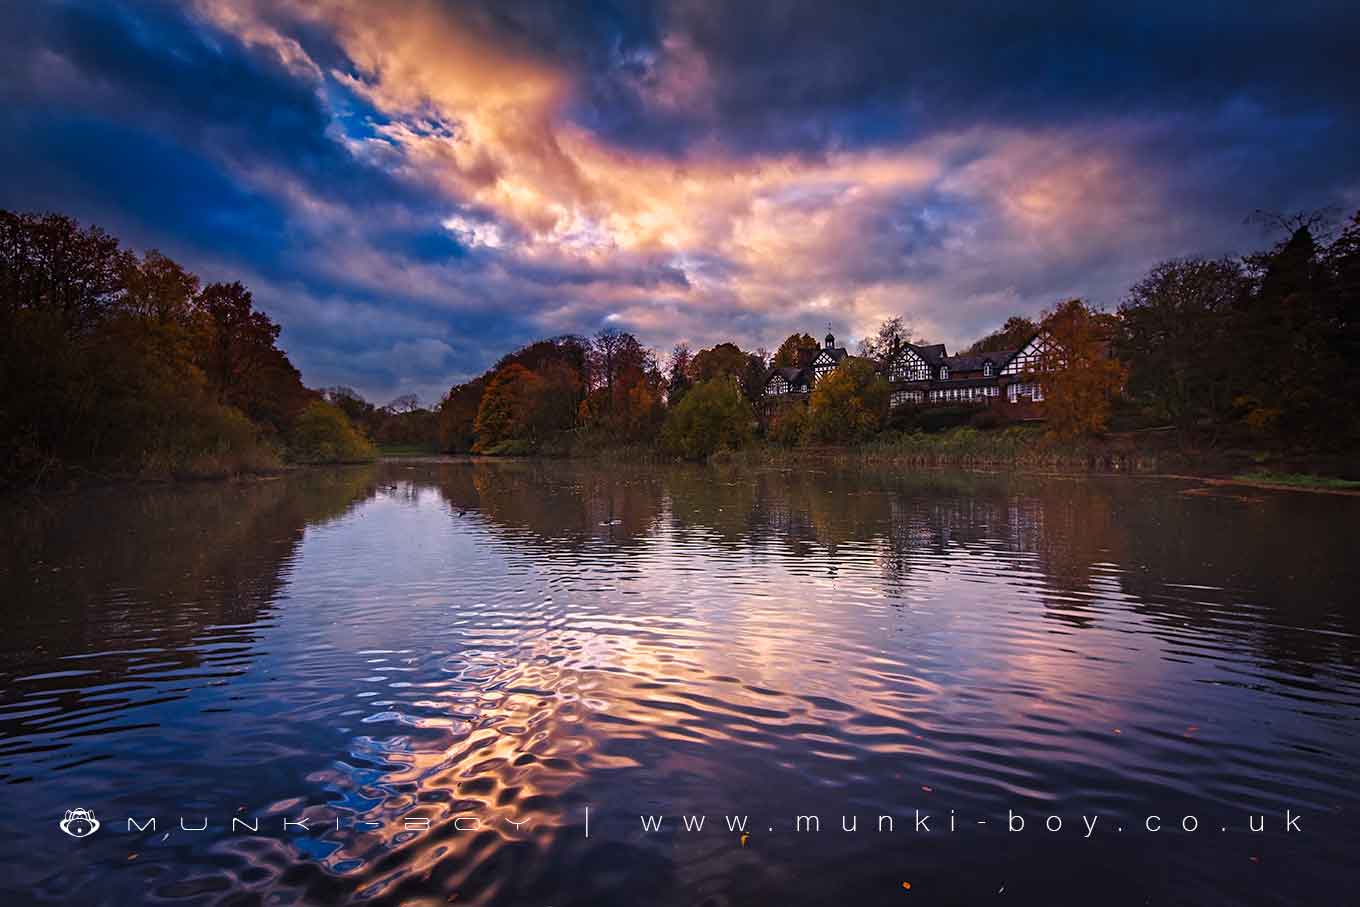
[2,462,1358,905]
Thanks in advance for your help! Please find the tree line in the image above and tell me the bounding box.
[5,207,1355,485]
[435,209,1358,459]
[1117,212,1359,441]
[1,210,374,488]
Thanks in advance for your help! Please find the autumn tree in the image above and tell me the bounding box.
[437,378,485,452]
[580,328,663,442]
[587,327,651,395]
[624,367,666,440]
[195,281,307,432]
[666,342,693,406]
[688,342,748,383]
[497,335,590,384]
[0,210,308,481]
[522,360,583,444]
[739,349,769,403]
[0,210,131,333]
[1034,299,1126,438]
[772,332,816,367]
[963,316,1038,355]
[474,363,541,452]
[323,386,377,426]
[805,357,889,443]
[579,364,664,442]
[767,403,807,446]
[660,378,753,459]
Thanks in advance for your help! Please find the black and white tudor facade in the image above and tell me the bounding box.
[763,332,849,397]
[763,330,1059,416]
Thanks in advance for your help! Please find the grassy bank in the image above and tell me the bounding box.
[719,426,1160,472]
[377,443,441,457]
[1231,470,1360,491]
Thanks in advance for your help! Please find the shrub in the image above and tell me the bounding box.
[481,438,536,456]
[884,404,921,433]
[969,409,1002,430]
[172,405,281,478]
[660,378,753,460]
[767,403,808,446]
[805,357,889,443]
[917,406,975,432]
[288,401,377,464]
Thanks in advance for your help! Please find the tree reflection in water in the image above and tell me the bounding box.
[0,461,1357,905]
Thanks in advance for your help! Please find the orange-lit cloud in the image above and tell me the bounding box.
[8,0,1353,401]
[193,0,1188,358]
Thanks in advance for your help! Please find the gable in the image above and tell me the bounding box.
[888,345,933,382]
[1001,331,1058,375]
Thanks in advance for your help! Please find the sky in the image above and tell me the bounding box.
[2,1,1357,406]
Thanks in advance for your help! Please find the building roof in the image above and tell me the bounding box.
[942,350,1015,373]
[764,364,811,388]
[909,342,948,365]
[765,342,849,392]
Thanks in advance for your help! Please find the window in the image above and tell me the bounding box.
[940,365,949,380]
[983,362,993,377]
[890,390,921,408]
[1006,383,1044,402]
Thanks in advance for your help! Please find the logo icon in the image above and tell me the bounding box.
[59,809,100,838]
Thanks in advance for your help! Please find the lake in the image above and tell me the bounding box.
[2,461,1358,905]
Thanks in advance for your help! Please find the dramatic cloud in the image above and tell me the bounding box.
[2,0,1356,402]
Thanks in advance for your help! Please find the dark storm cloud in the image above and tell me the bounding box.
[0,0,560,402]
[1,0,1357,402]
[586,0,1360,153]
[8,3,318,254]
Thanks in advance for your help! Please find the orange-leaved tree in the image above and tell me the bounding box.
[1035,299,1126,438]
[474,363,542,452]
[771,333,816,367]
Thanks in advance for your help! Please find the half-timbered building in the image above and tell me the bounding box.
[880,331,1058,419]
[762,332,848,398]
[762,328,1063,422]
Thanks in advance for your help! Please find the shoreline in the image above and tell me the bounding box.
[375,449,1360,496]
[7,447,1359,499]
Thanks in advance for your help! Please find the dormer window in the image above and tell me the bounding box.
[940,365,949,380]
[983,361,993,377]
